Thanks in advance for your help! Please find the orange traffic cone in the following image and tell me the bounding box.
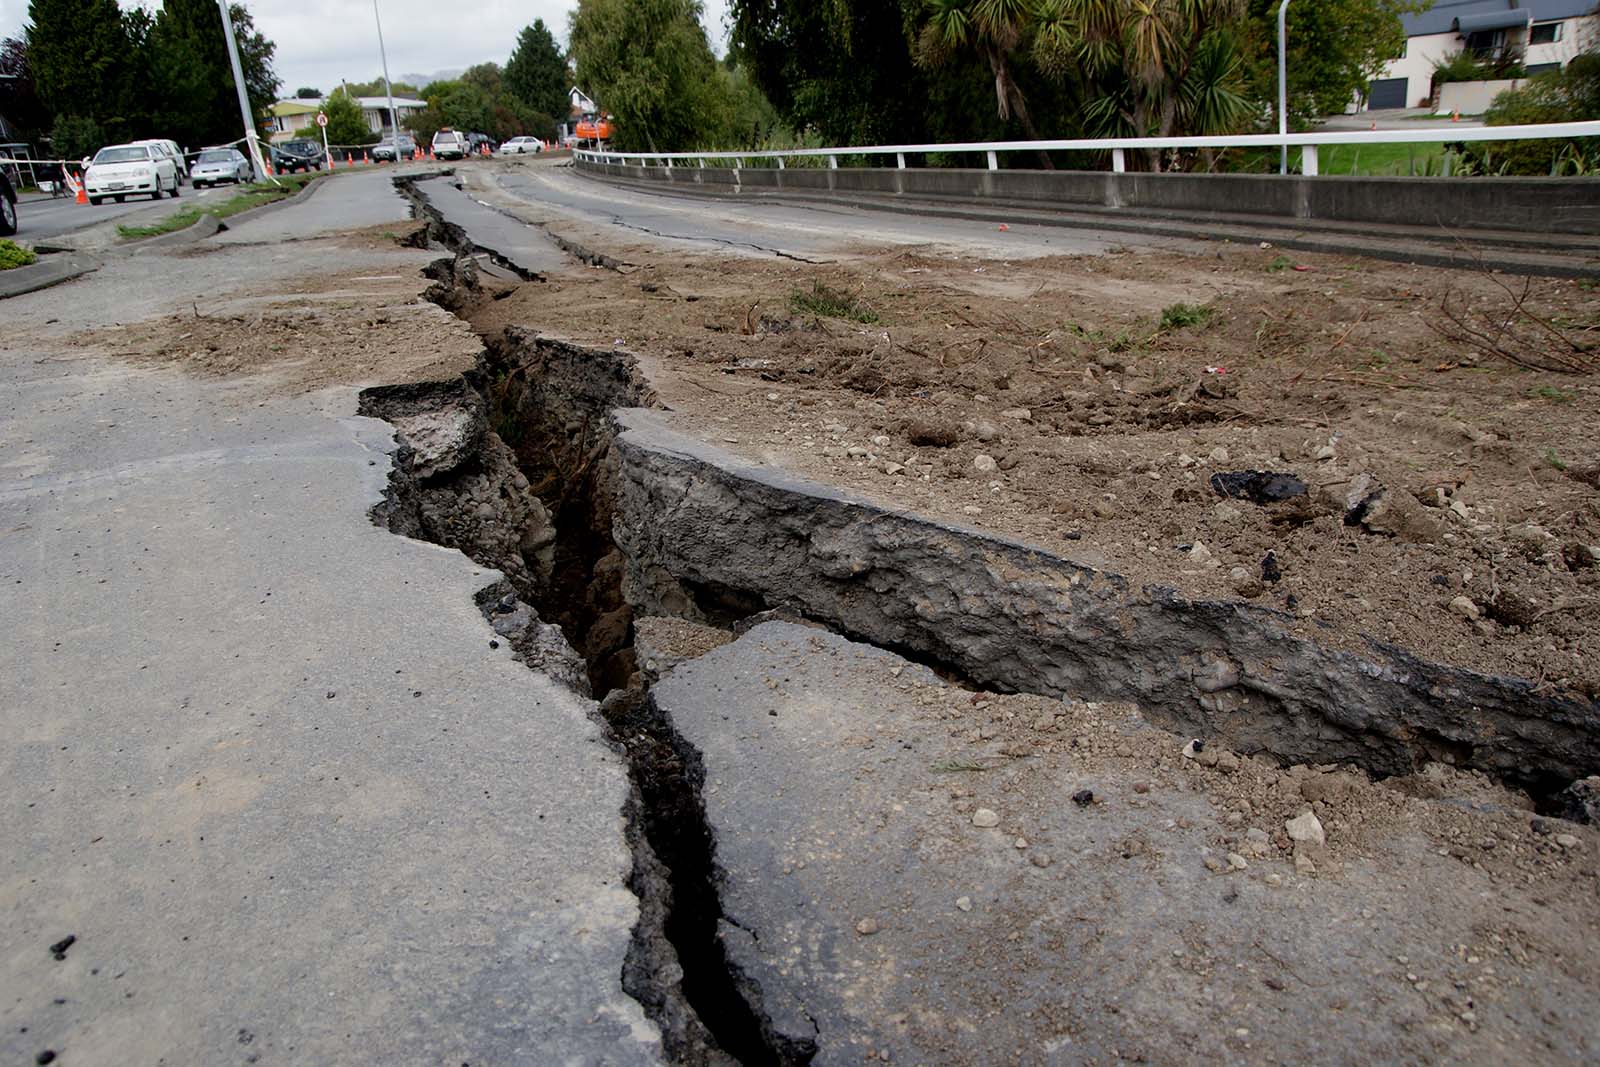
[1451,109,1461,122]
[428,145,436,161]
[363,151,370,165]
[75,178,87,205]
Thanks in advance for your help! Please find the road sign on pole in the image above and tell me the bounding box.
[317,111,331,166]
[316,112,328,128]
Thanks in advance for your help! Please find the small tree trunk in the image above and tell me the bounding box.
[988,47,1054,170]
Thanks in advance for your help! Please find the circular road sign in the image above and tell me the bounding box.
[316,112,329,128]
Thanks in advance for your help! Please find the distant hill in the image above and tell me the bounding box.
[399,70,463,90]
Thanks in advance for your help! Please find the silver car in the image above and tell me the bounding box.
[191,148,252,188]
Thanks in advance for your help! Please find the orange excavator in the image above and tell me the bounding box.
[574,114,615,146]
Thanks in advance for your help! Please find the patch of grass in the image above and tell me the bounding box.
[790,281,879,323]
[1529,385,1575,403]
[1368,348,1392,368]
[1266,254,1294,272]
[1545,448,1569,471]
[118,173,321,241]
[1159,302,1214,331]
[0,239,38,270]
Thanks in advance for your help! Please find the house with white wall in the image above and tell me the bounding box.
[1365,0,1597,109]
[267,96,428,143]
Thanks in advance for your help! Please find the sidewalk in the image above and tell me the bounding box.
[0,169,661,1064]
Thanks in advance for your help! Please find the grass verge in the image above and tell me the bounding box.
[118,173,321,240]
[0,239,39,270]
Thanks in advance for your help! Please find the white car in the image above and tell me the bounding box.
[85,143,179,204]
[190,147,252,188]
[497,136,544,156]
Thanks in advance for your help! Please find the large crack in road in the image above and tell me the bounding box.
[352,174,1600,1064]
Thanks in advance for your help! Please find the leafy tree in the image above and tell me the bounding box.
[341,79,421,99]
[505,19,571,120]
[49,112,103,160]
[25,0,139,135]
[296,88,377,146]
[917,0,1048,143]
[570,0,731,151]
[732,0,938,146]
[147,0,280,149]
[294,86,321,98]
[1032,0,1252,166]
[0,37,50,145]
[1239,0,1415,124]
[1471,52,1600,173]
[405,78,495,141]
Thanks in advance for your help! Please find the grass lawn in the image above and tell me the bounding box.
[117,173,322,240]
[1310,142,1452,176]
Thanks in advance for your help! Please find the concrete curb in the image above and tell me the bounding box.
[576,167,1600,278]
[129,210,222,251]
[0,250,101,298]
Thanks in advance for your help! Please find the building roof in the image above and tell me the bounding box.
[271,96,427,115]
[1402,0,1596,37]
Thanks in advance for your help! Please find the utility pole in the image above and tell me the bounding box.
[373,0,401,153]
[217,0,268,180]
[1277,0,1292,175]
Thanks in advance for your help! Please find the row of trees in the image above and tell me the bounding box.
[569,0,777,153]
[288,20,573,147]
[12,0,277,160]
[728,0,1416,153]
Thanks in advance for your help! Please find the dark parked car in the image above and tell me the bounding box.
[466,132,497,156]
[271,140,326,172]
[0,167,17,236]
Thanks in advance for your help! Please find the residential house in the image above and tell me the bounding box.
[267,95,428,143]
[1365,0,1597,109]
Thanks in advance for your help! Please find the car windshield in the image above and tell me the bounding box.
[198,150,235,163]
[94,147,150,163]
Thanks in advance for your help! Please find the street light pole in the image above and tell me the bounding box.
[373,0,401,156]
[216,0,267,180]
[1277,0,1292,175]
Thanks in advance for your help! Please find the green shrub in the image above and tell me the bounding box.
[1159,302,1213,331]
[0,239,38,270]
[790,281,878,323]
[1466,54,1600,174]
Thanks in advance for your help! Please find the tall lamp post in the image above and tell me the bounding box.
[217,0,268,179]
[1277,0,1292,174]
[373,0,401,154]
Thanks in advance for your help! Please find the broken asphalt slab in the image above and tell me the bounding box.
[0,167,664,1064]
[650,621,1600,1065]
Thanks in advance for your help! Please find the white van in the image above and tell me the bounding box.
[431,129,467,160]
[132,139,188,181]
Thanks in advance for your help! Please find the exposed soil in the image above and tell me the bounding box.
[68,226,479,394]
[465,233,1600,696]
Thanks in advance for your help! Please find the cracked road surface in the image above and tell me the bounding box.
[0,172,661,1064]
[487,161,1207,261]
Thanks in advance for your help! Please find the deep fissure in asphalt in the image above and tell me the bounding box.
[360,229,810,1064]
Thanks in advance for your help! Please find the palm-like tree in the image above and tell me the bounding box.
[1034,0,1251,168]
[918,0,1055,165]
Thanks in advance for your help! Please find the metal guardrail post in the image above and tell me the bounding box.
[1112,148,1126,173]
[896,153,906,170]
[777,158,785,169]
[829,156,838,170]
[986,151,998,170]
[1302,145,1318,176]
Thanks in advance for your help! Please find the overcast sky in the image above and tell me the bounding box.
[0,0,732,99]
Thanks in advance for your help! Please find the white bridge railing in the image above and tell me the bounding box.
[575,121,1600,176]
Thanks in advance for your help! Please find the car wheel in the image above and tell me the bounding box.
[90,196,104,205]
[0,194,16,236]
[114,195,125,203]
[170,179,180,198]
